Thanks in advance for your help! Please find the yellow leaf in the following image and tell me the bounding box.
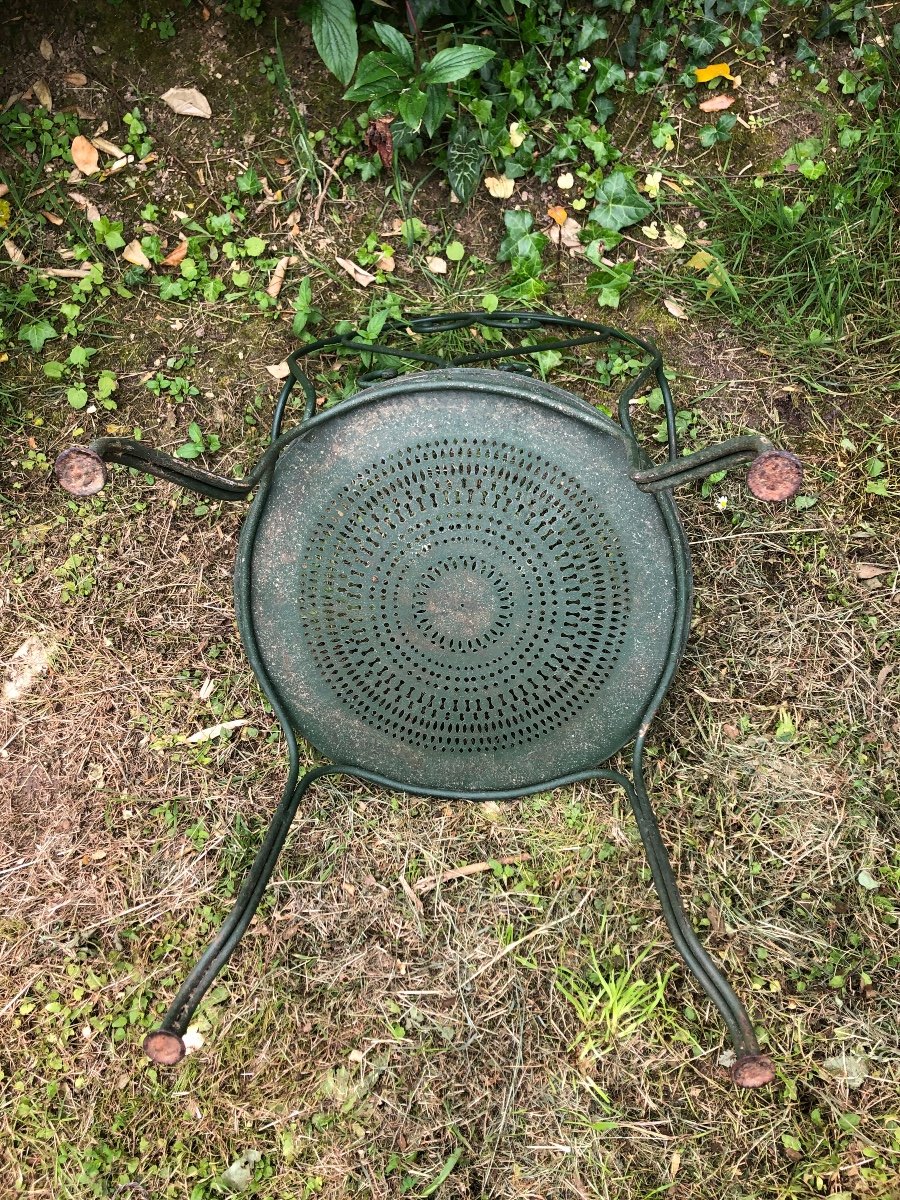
[556,172,574,190]
[643,170,662,198]
[484,175,515,199]
[704,272,723,298]
[686,249,715,271]
[695,62,735,83]
[663,222,687,249]
[508,122,526,148]
[547,205,567,226]
[642,222,659,240]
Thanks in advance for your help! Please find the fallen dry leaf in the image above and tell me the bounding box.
[92,135,126,157]
[508,121,526,148]
[695,62,735,83]
[160,239,189,267]
[182,1026,205,1054]
[375,251,395,272]
[71,135,99,175]
[547,205,567,226]
[855,563,891,580]
[104,155,134,175]
[160,87,212,119]
[664,297,689,320]
[821,1053,869,1090]
[484,175,515,199]
[425,255,447,274]
[556,171,574,190]
[68,190,100,222]
[364,116,394,170]
[698,93,735,113]
[266,254,296,298]
[64,71,88,86]
[265,361,291,379]
[4,239,26,266]
[336,256,376,287]
[39,266,93,278]
[41,210,64,226]
[0,183,8,198]
[39,37,54,61]
[3,635,53,702]
[548,216,582,251]
[122,239,152,270]
[33,78,52,110]
[185,718,249,744]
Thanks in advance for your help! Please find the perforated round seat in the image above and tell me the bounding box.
[243,369,677,792]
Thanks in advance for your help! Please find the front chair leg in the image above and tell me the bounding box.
[144,765,338,1064]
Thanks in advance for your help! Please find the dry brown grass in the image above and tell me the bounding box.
[2,3,899,1198]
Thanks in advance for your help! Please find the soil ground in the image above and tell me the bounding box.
[1,2,898,1198]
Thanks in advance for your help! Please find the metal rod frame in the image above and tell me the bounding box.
[90,311,773,1088]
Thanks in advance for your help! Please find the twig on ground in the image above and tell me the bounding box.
[414,852,530,895]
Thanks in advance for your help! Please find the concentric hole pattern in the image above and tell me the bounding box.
[298,436,630,753]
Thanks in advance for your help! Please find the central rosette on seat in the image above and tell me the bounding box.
[414,558,511,647]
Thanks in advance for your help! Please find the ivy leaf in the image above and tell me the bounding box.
[304,0,358,85]
[420,45,495,86]
[589,171,651,232]
[446,122,484,206]
[18,320,57,352]
[587,260,634,309]
[684,19,727,60]
[593,59,626,93]
[497,209,548,279]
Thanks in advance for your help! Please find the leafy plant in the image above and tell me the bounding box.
[300,0,359,85]
[43,347,118,410]
[346,28,494,131]
[176,421,221,460]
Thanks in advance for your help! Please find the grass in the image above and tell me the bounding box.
[658,106,900,387]
[2,1,900,1197]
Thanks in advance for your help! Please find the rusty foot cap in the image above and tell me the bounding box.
[55,446,108,496]
[746,449,803,502]
[731,1054,776,1088]
[144,1029,186,1065]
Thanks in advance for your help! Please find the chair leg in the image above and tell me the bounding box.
[621,771,775,1088]
[143,765,337,1064]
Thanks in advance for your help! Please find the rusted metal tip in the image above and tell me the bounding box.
[54,446,108,496]
[144,1029,186,1065]
[746,449,803,502]
[732,1054,776,1088]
